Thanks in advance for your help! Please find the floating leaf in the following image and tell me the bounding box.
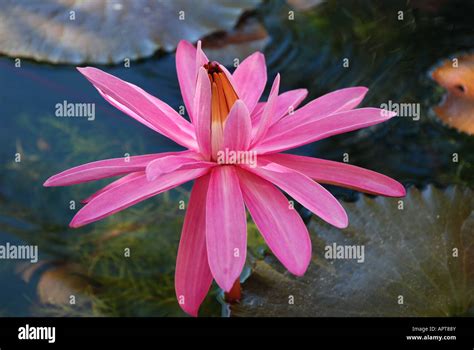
[17,260,94,312]
[203,17,269,66]
[231,186,474,317]
[286,0,323,11]
[36,263,92,306]
[432,54,474,135]
[433,94,474,135]
[0,0,260,64]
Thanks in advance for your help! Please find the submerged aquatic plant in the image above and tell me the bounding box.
[44,40,405,316]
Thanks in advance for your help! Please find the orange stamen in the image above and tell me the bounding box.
[204,62,239,159]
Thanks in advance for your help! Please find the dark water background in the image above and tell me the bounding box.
[1,0,474,316]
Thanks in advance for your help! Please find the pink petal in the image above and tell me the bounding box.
[95,88,163,135]
[232,52,267,113]
[256,108,396,154]
[264,153,406,197]
[70,168,209,227]
[251,74,280,146]
[44,152,185,187]
[251,103,264,120]
[236,168,311,276]
[243,161,348,228]
[271,86,369,133]
[175,174,213,317]
[77,67,197,150]
[128,82,197,139]
[206,166,247,291]
[195,41,209,79]
[251,88,308,125]
[223,100,251,151]
[176,40,197,123]
[146,154,216,181]
[81,172,144,204]
[193,67,212,159]
[272,88,308,123]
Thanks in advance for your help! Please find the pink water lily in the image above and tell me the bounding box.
[44,40,405,316]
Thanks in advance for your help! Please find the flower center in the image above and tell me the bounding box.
[204,62,239,159]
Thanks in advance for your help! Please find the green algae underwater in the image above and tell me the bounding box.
[1,0,474,317]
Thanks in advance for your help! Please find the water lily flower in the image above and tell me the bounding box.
[44,40,405,316]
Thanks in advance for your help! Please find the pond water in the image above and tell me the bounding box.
[1,0,474,316]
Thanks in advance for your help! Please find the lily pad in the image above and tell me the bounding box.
[203,16,269,66]
[286,0,323,11]
[0,0,260,64]
[432,54,474,135]
[18,261,93,306]
[231,186,474,317]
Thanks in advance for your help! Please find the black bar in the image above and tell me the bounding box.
[0,317,473,344]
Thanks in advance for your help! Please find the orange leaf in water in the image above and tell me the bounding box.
[432,54,474,134]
